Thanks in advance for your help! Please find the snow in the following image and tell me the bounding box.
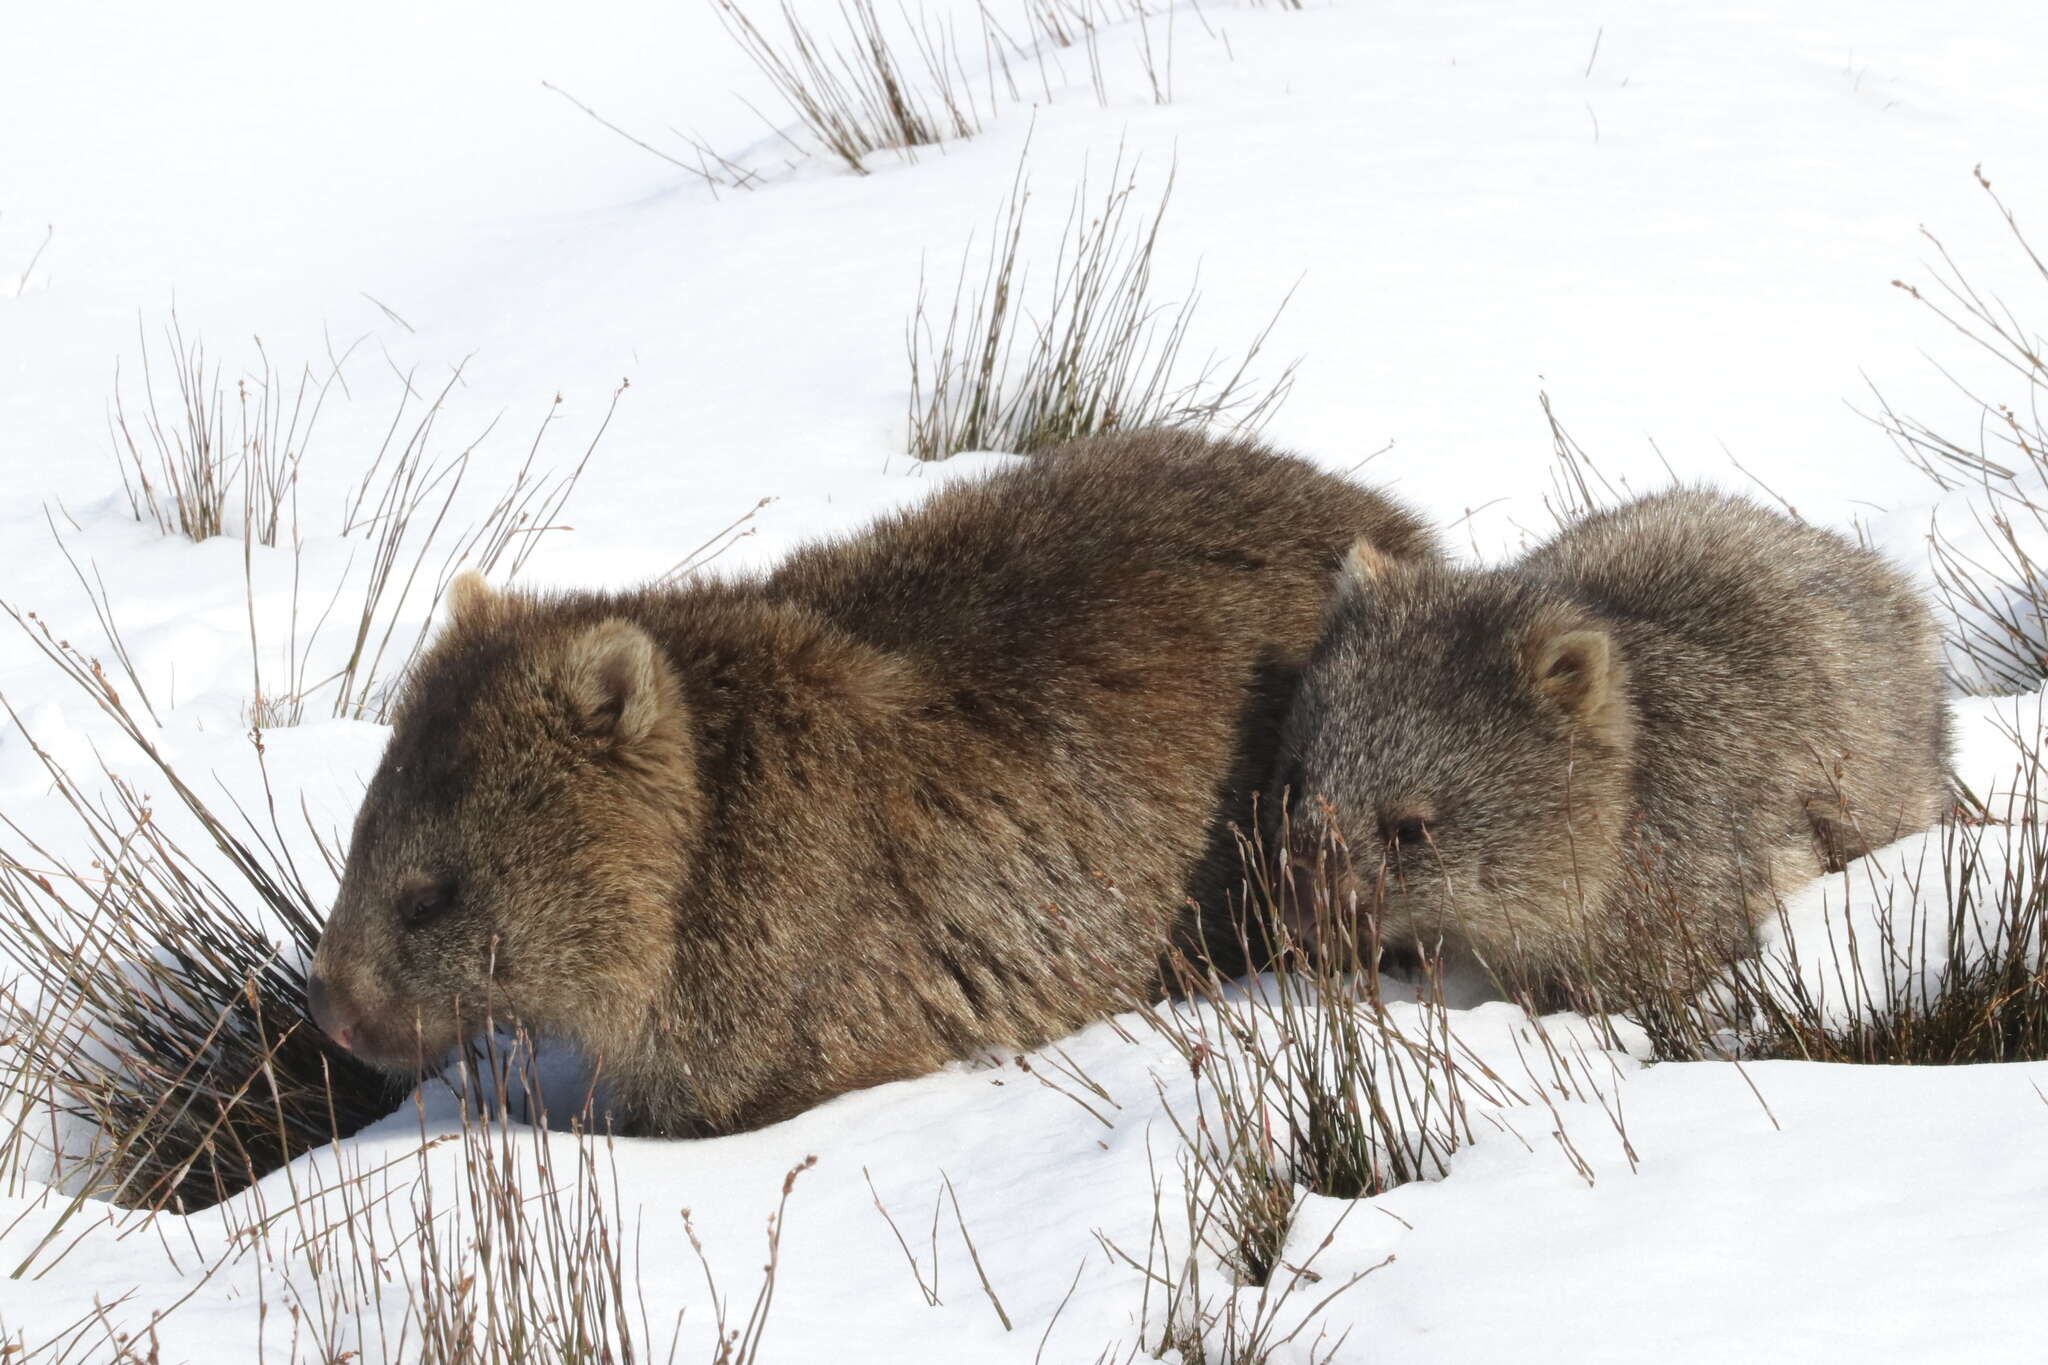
[1294,1058,2048,1363]
[4,0,2048,1359]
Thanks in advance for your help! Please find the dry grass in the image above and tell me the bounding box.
[239,368,614,728]
[1108,816,1640,1362]
[1015,0,1176,108]
[1098,1143,1386,1365]
[1875,165,2048,693]
[108,314,345,548]
[95,319,613,729]
[552,0,995,188]
[391,1039,810,1365]
[306,374,617,725]
[1127,753,2042,1349]
[0,1028,809,1361]
[907,148,1296,460]
[555,0,1225,187]
[0,618,401,1214]
[4,213,55,297]
[543,80,769,197]
[713,0,984,174]
[1586,733,2048,1069]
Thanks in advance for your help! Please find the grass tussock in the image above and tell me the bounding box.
[1108,818,1635,1362]
[1875,165,2048,693]
[558,0,1223,188]
[1594,736,2048,1068]
[0,619,401,1214]
[109,313,344,548]
[1099,1144,1387,1365]
[387,1040,810,1365]
[1014,0,1178,107]
[907,149,1296,461]
[552,0,990,188]
[95,319,613,728]
[0,1029,809,1361]
[713,0,984,175]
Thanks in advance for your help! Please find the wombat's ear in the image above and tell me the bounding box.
[448,571,500,628]
[1526,621,1625,737]
[561,620,676,748]
[1341,536,1393,584]
[1331,536,1410,613]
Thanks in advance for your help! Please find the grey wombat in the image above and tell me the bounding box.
[1275,487,1950,988]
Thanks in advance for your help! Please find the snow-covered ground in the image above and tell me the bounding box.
[4,0,2047,1359]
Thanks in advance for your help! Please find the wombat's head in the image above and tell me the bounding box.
[307,575,696,1075]
[1272,542,1635,966]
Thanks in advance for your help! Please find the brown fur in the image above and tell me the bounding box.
[307,429,1439,1135]
[1275,487,1952,988]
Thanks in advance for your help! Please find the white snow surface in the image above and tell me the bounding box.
[4,0,2048,1359]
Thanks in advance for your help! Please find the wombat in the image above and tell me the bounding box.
[307,429,1439,1135]
[1274,487,1951,989]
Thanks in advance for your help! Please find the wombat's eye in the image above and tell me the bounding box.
[1387,817,1429,847]
[404,880,459,928]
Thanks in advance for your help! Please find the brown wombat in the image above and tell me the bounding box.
[307,429,1439,1135]
[1274,487,1951,989]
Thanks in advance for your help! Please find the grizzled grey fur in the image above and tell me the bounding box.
[1275,487,1951,988]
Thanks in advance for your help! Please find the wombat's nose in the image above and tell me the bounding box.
[305,971,359,1053]
[1286,850,1319,893]
[1286,847,1346,907]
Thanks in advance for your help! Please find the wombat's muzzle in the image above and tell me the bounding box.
[1273,825,1347,944]
[304,970,360,1055]
[306,966,465,1071]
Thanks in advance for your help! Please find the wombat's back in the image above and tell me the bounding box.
[767,429,1437,695]
[1525,488,1950,863]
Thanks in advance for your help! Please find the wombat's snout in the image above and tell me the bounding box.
[305,971,360,1054]
[1283,838,1358,923]
[1287,846,1338,898]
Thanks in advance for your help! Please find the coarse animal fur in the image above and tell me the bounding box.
[307,429,1439,1135]
[1274,487,1951,991]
